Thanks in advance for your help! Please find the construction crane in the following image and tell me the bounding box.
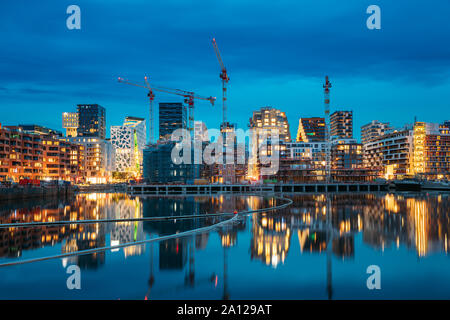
[212,38,229,124]
[118,76,155,143]
[118,77,215,143]
[323,76,332,182]
[152,84,216,135]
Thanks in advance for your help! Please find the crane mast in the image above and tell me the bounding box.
[212,38,229,124]
[323,76,332,182]
[118,76,155,144]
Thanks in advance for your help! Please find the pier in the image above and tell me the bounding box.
[128,182,389,196]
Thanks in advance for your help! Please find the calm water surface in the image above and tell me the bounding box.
[0,192,449,299]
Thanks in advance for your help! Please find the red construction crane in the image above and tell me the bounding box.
[118,76,215,142]
[212,38,229,124]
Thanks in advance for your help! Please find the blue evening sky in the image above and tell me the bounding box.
[1,0,449,140]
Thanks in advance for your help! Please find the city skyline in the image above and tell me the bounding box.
[1,1,450,141]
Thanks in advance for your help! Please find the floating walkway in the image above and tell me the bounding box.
[128,183,389,196]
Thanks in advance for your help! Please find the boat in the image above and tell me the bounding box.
[421,180,450,191]
[393,179,422,191]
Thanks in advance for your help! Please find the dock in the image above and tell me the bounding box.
[128,182,389,196]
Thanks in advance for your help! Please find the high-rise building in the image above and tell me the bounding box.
[159,102,187,141]
[219,122,237,184]
[76,104,106,139]
[361,120,392,145]
[330,111,353,139]
[248,107,290,180]
[248,107,291,143]
[296,117,326,142]
[62,112,79,137]
[111,117,146,177]
[412,122,450,179]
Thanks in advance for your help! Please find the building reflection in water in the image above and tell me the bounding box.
[249,193,450,270]
[140,195,252,300]
[108,195,144,258]
[251,213,290,268]
[1,192,449,298]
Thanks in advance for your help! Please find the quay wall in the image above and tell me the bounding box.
[128,183,390,196]
[0,185,75,202]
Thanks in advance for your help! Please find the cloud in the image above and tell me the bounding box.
[0,0,449,136]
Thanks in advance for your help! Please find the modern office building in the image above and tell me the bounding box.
[76,104,106,139]
[110,116,146,177]
[361,120,392,145]
[296,117,326,142]
[159,102,187,141]
[143,141,195,183]
[62,112,79,137]
[330,111,353,139]
[412,122,450,179]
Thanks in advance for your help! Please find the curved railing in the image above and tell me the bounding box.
[0,195,292,268]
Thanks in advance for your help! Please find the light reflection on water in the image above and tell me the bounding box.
[0,192,449,299]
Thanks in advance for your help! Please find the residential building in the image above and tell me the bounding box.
[19,124,63,137]
[287,141,327,167]
[361,120,392,145]
[63,136,114,184]
[330,111,353,139]
[0,124,83,182]
[248,107,291,143]
[363,126,414,179]
[62,112,79,137]
[248,107,290,180]
[331,139,362,169]
[267,141,327,182]
[412,122,450,179]
[296,117,326,142]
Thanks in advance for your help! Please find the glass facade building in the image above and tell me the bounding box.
[159,102,187,141]
[76,104,106,139]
